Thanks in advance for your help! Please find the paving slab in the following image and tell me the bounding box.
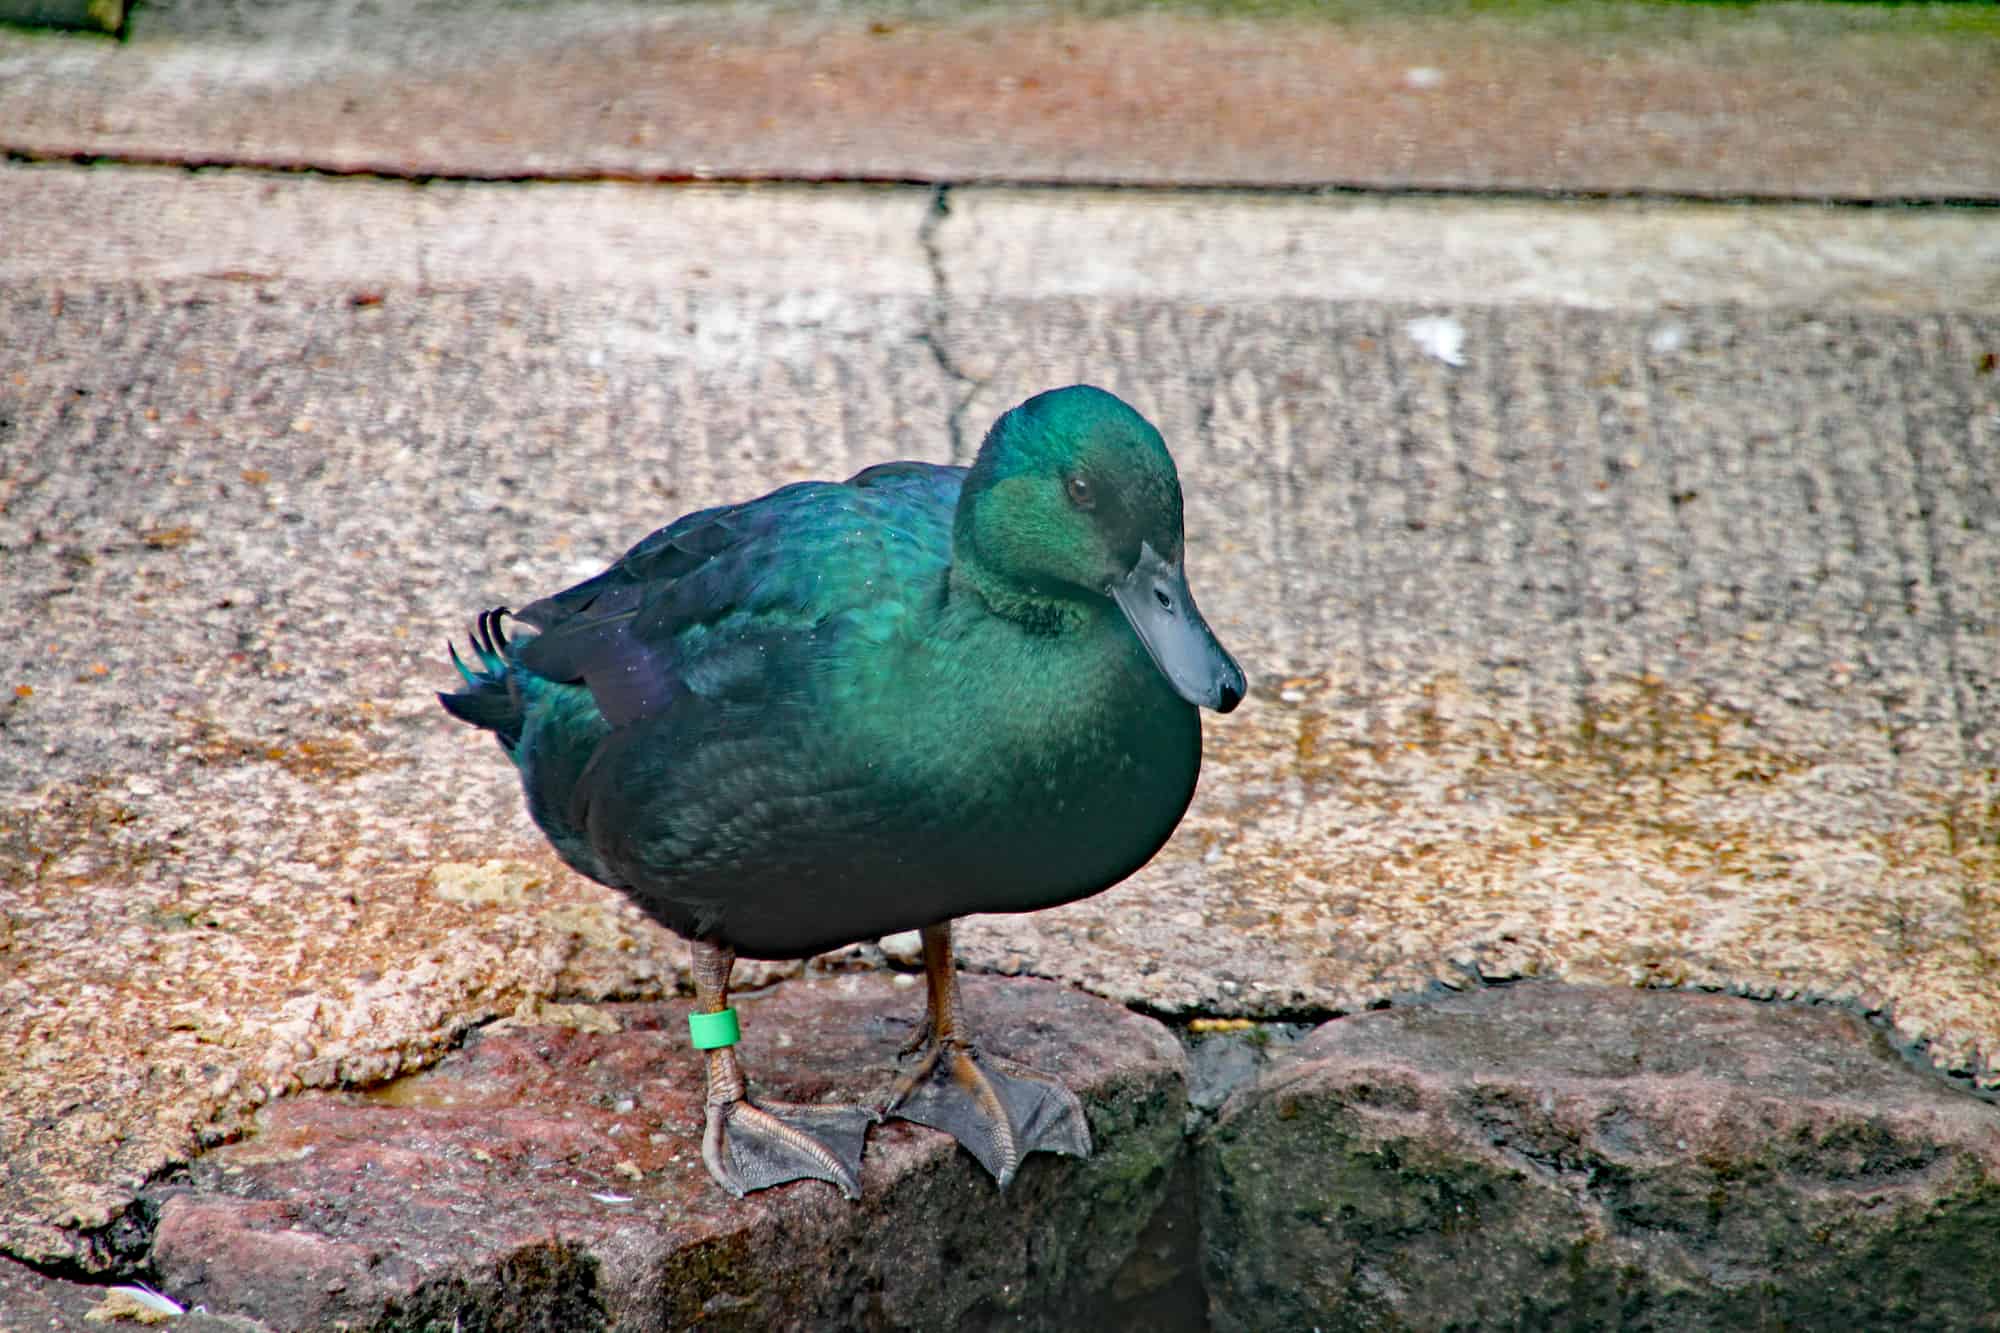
[1200,985,2000,1331]
[2,1,1998,198]
[2,163,1997,1285]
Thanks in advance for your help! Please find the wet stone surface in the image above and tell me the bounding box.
[1199,984,2000,1332]
[143,974,1188,1331]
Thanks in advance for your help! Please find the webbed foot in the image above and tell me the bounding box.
[882,921,1093,1186]
[688,938,876,1201]
[703,1096,877,1200]
[886,1038,1091,1187]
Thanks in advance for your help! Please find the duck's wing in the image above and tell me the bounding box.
[513,461,963,728]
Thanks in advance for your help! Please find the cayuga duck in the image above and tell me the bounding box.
[441,385,1245,1199]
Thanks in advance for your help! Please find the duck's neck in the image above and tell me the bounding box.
[946,558,1088,637]
[947,469,1094,636]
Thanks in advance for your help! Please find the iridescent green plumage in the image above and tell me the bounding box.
[442,384,1244,1197]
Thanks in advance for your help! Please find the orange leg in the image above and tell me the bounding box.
[884,921,1092,1187]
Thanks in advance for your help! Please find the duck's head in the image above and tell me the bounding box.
[955,385,1246,713]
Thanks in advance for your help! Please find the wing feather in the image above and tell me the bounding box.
[515,463,962,727]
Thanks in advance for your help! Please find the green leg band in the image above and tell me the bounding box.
[688,1006,741,1050]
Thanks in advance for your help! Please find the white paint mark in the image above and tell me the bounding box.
[1406,315,1467,366]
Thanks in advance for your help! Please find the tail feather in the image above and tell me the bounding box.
[440,606,617,887]
[438,608,526,749]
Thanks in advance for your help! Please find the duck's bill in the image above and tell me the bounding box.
[1110,542,1247,714]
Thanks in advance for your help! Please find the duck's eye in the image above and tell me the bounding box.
[1065,474,1095,510]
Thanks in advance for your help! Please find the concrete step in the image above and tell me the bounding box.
[3,1,1997,198]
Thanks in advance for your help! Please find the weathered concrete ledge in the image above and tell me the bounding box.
[10,166,1998,312]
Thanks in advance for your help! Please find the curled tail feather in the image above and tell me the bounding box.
[438,608,525,749]
[439,607,620,887]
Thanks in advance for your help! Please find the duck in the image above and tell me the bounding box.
[440,385,1245,1199]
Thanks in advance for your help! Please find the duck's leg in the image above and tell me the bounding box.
[884,921,1092,1187]
[692,941,876,1200]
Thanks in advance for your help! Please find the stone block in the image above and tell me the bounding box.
[1200,985,2000,1331]
[148,975,1185,1331]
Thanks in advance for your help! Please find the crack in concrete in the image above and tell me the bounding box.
[9,148,2000,208]
[915,182,981,465]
